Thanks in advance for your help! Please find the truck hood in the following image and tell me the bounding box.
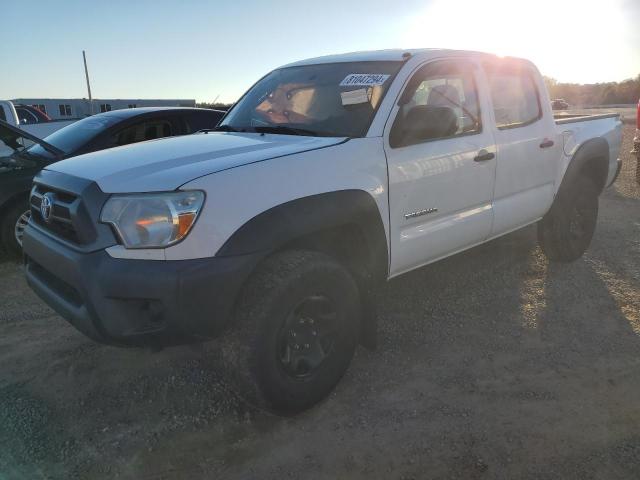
[46,132,346,193]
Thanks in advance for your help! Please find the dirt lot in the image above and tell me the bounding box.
[1,126,639,480]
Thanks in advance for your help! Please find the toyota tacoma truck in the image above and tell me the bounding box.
[22,49,623,412]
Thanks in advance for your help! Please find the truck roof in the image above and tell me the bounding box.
[282,48,533,68]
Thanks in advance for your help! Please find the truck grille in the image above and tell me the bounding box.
[27,170,117,251]
[30,185,81,243]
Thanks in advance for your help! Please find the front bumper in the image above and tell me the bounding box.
[23,223,260,347]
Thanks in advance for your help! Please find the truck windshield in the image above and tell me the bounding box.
[219,61,403,138]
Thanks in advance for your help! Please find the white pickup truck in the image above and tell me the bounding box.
[23,49,622,412]
[0,100,76,137]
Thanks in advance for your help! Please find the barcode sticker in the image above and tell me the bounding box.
[340,73,390,87]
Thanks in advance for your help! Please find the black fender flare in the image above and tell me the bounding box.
[217,190,389,349]
[558,137,610,196]
[217,189,389,280]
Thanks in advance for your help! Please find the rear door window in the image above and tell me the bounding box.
[485,67,542,129]
[113,119,173,146]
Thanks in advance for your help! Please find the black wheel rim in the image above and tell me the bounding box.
[277,295,339,379]
[568,195,595,241]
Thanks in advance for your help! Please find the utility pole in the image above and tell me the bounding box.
[83,50,93,115]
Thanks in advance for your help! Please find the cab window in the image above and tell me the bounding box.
[390,61,481,148]
[485,66,542,129]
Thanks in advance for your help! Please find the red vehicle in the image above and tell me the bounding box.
[634,100,639,183]
[14,104,52,124]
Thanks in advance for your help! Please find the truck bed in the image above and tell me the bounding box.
[553,112,623,187]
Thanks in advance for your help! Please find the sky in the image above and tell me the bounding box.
[2,0,639,103]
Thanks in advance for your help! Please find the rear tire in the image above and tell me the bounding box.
[538,176,599,262]
[1,202,30,257]
[224,250,360,413]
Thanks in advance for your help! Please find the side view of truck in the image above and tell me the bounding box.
[0,101,77,138]
[22,49,622,412]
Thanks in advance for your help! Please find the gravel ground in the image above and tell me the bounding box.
[0,126,638,480]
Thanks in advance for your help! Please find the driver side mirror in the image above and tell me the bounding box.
[390,105,459,148]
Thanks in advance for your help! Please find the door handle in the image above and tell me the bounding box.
[539,139,555,148]
[474,150,495,162]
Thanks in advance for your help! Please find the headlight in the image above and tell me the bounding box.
[101,191,205,248]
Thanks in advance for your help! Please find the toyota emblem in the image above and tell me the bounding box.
[40,193,54,223]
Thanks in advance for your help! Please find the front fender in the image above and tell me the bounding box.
[163,137,390,263]
[218,189,389,279]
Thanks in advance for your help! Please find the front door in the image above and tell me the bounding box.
[385,59,497,277]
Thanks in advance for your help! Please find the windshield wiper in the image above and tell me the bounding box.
[211,124,338,137]
[210,125,242,133]
[251,125,325,137]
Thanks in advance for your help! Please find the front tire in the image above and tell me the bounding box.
[1,202,30,257]
[225,250,360,413]
[538,176,599,262]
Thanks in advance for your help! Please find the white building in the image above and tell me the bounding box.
[12,98,196,120]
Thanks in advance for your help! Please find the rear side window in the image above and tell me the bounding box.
[0,107,6,121]
[485,67,541,129]
[113,120,173,146]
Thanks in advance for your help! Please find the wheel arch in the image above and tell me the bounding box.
[559,137,610,195]
[217,189,389,349]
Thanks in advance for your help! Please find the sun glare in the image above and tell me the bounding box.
[402,0,632,83]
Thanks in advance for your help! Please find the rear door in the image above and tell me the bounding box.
[482,61,560,235]
[385,59,497,276]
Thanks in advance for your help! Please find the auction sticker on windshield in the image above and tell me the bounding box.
[340,74,390,87]
[340,88,372,105]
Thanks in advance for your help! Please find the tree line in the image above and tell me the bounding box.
[543,75,640,106]
[196,102,233,111]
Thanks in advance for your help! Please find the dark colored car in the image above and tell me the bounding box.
[551,98,569,110]
[0,107,225,255]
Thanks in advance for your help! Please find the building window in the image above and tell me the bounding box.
[100,104,112,113]
[128,104,137,108]
[58,104,72,116]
